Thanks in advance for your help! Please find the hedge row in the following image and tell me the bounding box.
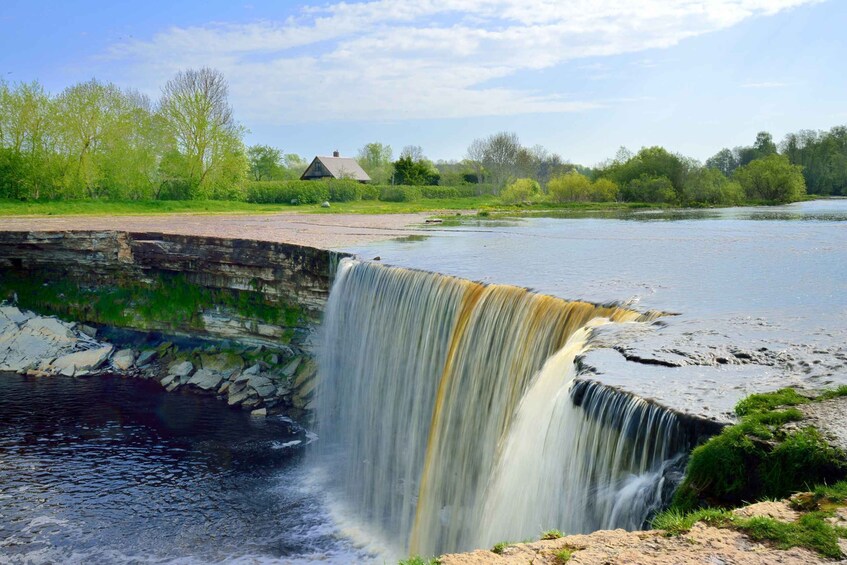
[244,180,485,205]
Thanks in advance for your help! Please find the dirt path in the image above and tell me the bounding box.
[0,212,437,250]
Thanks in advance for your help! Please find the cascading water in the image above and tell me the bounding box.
[314,259,689,557]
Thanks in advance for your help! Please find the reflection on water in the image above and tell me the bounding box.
[0,373,362,564]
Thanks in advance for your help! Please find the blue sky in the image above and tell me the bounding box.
[1,0,845,166]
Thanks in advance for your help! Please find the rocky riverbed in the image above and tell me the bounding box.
[0,304,316,418]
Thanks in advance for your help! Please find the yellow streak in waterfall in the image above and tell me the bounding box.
[409,280,485,554]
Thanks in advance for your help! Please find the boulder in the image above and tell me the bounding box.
[136,350,157,367]
[59,364,75,377]
[251,408,267,417]
[281,356,302,378]
[248,375,276,398]
[112,349,135,371]
[199,352,243,374]
[187,369,225,392]
[228,388,252,406]
[52,345,113,374]
[243,363,261,376]
[169,360,194,378]
[159,373,178,388]
[78,324,98,338]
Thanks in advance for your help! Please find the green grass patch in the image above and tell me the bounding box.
[553,548,573,563]
[540,529,565,540]
[491,541,513,554]
[672,405,844,509]
[817,385,847,401]
[735,388,811,416]
[398,557,441,565]
[652,506,847,559]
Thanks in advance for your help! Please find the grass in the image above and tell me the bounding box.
[491,541,513,554]
[672,387,847,510]
[553,548,573,563]
[0,196,500,217]
[651,505,847,559]
[735,388,811,416]
[398,557,441,565]
[540,529,565,540]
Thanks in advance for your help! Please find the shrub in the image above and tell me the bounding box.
[359,184,380,200]
[327,179,365,202]
[244,180,329,204]
[734,154,807,203]
[500,178,541,204]
[380,186,422,202]
[620,175,677,203]
[548,172,592,202]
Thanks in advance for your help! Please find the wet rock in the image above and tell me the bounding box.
[248,375,275,398]
[217,381,230,395]
[187,369,224,392]
[251,407,267,417]
[169,360,194,378]
[243,363,261,376]
[165,382,180,392]
[52,345,113,374]
[79,324,98,338]
[268,353,279,365]
[112,349,135,371]
[227,388,251,406]
[281,356,301,378]
[59,364,76,377]
[159,374,178,388]
[199,352,243,374]
[136,350,157,367]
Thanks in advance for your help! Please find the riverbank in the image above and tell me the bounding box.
[0,305,314,417]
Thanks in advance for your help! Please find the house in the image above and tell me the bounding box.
[300,151,371,183]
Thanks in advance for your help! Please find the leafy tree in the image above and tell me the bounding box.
[500,178,540,204]
[683,167,744,205]
[282,154,308,180]
[357,142,393,184]
[598,146,689,196]
[706,148,739,176]
[247,144,283,181]
[548,171,592,202]
[468,131,522,190]
[158,67,246,196]
[620,175,677,203]
[733,154,806,203]
[392,156,439,186]
[400,145,424,162]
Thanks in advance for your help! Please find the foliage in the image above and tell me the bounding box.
[491,541,512,554]
[733,154,807,203]
[735,388,811,416]
[540,529,564,540]
[598,146,690,194]
[682,167,744,205]
[673,388,847,510]
[247,144,284,181]
[357,142,393,184]
[500,178,541,204]
[245,180,330,204]
[419,185,478,199]
[817,385,847,401]
[380,185,422,202]
[393,156,440,186]
[652,506,847,559]
[548,172,618,203]
[398,557,441,565]
[553,548,573,563]
[619,175,677,203]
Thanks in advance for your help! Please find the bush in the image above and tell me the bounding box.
[359,184,380,200]
[327,179,366,202]
[419,185,478,199]
[244,181,330,205]
[380,186,422,202]
[734,154,807,203]
[548,172,592,202]
[620,175,677,203]
[500,178,541,204]
[683,168,744,205]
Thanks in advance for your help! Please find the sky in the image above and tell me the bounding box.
[1,0,845,166]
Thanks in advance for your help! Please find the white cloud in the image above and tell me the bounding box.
[103,0,821,123]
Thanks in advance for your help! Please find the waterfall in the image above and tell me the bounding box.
[314,259,688,557]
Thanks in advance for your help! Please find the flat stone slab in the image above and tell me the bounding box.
[52,345,113,373]
[187,369,225,391]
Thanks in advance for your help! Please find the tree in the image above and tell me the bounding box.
[548,171,592,202]
[247,144,283,181]
[400,145,424,162]
[393,156,439,185]
[733,154,806,203]
[469,131,522,190]
[357,142,393,184]
[620,175,677,203]
[683,167,743,205]
[706,148,739,176]
[158,68,245,196]
[0,80,55,199]
[598,146,688,196]
[465,137,487,187]
[500,178,540,204]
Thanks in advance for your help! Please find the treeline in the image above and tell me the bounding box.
[0,68,246,201]
[1,67,843,205]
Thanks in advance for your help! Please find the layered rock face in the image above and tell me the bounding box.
[0,230,345,350]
